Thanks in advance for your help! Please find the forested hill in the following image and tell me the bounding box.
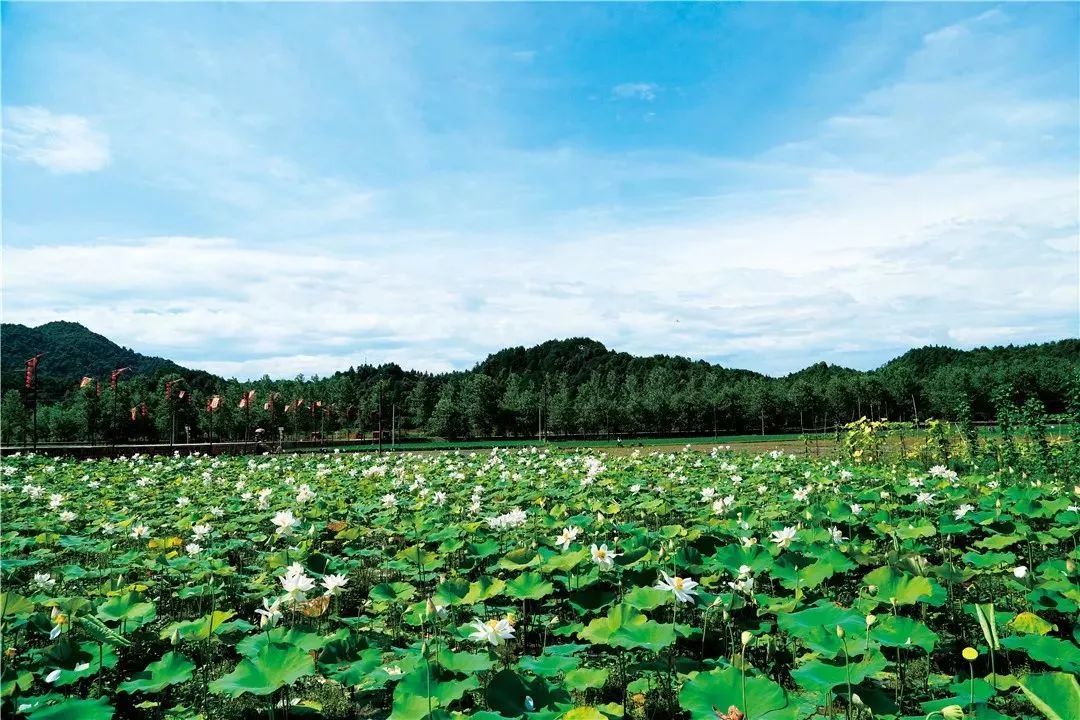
[1,321,1077,444]
[1,321,219,400]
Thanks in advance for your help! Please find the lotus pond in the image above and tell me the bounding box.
[1,446,1078,720]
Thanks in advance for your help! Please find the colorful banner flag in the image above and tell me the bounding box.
[110,367,130,391]
[24,354,44,390]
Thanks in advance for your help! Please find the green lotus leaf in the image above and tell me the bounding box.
[371,582,417,604]
[541,549,587,574]
[776,603,867,658]
[1020,672,1080,720]
[324,647,383,687]
[236,627,329,657]
[496,548,540,571]
[485,669,570,716]
[506,572,554,600]
[436,648,495,674]
[97,592,156,630]
[389,666,480,720]
[791,649,887,692]
[160,610,235,642]
[1010,612,1056,635]
[1000,635,1080,673]
[874,615,939,654]
[579,602,674,652]
[679,666,800,720]
[25,697,115,720]
[563,667,610,692]
[209,641,315,697]
[974,534,1024,550]
[961,551,1017,569]
[863,566,934,607]
[118,652,195,694]
[622,586,672,610]
[516,653,580,677]
[459,577,506,605]
[561,708,606,720]
[0,592,35,618]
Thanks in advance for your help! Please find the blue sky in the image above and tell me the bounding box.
[3,2,1078,379]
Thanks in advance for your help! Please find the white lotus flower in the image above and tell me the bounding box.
[191,523,211,540]
[850,503,863,515]
[655,570,698,603]
[700,487,716,502]
[176,496,191,507]
[59,510,76,523]
[185,542,202,556]
[468,617,515,646]
[280,569,316,602]
[1013,565,1028,579]
[770,527,798,548]
[381,493,398,508]
[828,526,846,545]
[590,543,620,571]
[915,492,936,506]
[131,524,150,539]
[432,490,447,506]
[321,573,348,596]
[34,572,56,589]
[954,504,975,520]
[255,597,283,628]
[271,509,299,536]
[554,526,581,551]
[49,493,64,509]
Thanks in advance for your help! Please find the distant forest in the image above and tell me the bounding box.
[2,321,1078,445]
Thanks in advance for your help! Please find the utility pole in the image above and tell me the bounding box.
[391,404,396,450]
[378,387,384,453]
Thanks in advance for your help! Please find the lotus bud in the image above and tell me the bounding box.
[850,693,864,706]
[425,598,436,617]
[722,609,730,622]
[169,627,181,646]
[1066,559,1076,574]
[941,704,965,720]
[524,696,535,711]
[865,614,877,627]
[740,631,752,646]
[835,625,845,639]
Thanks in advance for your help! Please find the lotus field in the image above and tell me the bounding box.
[1,445,1078,720]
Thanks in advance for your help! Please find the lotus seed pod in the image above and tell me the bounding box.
[941,704,965,720]
[962,647,978,661]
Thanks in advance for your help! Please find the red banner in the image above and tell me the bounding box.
[110,367,130,391]
[24,354,44,390]
[165,381,173,401]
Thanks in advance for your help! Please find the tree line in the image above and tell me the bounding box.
[2,337,1077,445]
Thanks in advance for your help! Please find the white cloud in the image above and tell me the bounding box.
[4,157,1075,378]
[3,106,110,173]
[612,82,658,101]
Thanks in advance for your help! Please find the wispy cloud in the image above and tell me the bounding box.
[612,82,658,101]
[3,106,110,173]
